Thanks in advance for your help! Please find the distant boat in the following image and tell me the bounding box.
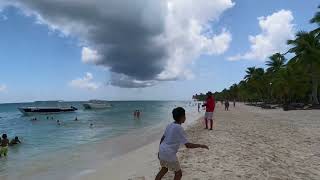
[18,106,77,115]
[83,100,112,109]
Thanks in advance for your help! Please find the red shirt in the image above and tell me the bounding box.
[205,96,215,112]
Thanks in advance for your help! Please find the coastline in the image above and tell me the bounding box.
[0,101,201,180]
[78,103,320,180]
[76,114,203,180]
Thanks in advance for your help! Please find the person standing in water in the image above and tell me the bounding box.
[202,92,215,130]
[136,110,141,118]
[197,103,200,112]
[0,134,9,157]
[133,110,137,118]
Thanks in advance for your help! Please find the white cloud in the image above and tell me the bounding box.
[81,47,101,64]
[69,72,100,90]
[228,10,295,61]
[0,13,7,21]
[0,84,7,92]
[157,0,234,80]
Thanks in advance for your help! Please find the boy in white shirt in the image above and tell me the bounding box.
[156,107,209,180]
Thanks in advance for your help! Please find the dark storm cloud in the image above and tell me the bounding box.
[11,0,168,85]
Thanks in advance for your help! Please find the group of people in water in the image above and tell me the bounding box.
[0,134,21,157]
[133,110,141,119]
[30,116,94,127]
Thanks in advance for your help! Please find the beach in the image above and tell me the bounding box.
[78,103,320,180]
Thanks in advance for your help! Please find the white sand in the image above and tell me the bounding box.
[78,103,320,180]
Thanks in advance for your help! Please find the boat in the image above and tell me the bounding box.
[83,100,112,109]
[18,106,77,115]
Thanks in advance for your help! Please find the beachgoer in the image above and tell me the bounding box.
[233,99,236,107]
[0,134,9,157]
[136,110,141,118]
[90,123,93,128]
[225,100,230,111]
[197,103,200,112]
[57,120,61,126]
[202,91,215,130]
[9,136,21,146]
[133,110,137,118]
[74,116,78,121]
[155,107,209,180]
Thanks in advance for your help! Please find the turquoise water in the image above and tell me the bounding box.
[0,101,198,179]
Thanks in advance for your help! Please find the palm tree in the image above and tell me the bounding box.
[287,31,320,104]
[244,67,256,81]
[310,5,320,37]
[266,53,286,73]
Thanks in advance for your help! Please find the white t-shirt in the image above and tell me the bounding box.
[159,122,189,162]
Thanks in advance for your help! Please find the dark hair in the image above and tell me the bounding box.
[2,134,7,139]
[172,107,185,121]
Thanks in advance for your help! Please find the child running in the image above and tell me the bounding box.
[0,134,9,157]
[155,107,209,180]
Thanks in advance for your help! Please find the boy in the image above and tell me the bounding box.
[155,107,209,180]
[0,134,9,157]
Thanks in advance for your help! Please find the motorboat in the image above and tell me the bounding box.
[18,106,77,115]
[83,100,112,109]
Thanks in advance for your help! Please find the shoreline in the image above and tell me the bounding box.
[78,103,320,180]
[0,104,203,180]
[76,115,204,180]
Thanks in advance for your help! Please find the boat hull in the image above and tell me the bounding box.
[18,106,77,115]
[83,103,111,109]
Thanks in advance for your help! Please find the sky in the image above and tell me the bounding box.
[0,0,319,103]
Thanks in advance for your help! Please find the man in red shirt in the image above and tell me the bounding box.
[202,91,215,130]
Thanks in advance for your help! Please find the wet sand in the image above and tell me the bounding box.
[80,103,320,180]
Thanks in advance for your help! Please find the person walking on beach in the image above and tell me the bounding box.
[233,99,236,107]
[0,134,9,157]
[155,107,209,180]
[202,91,215,130]
[225,100,230,111]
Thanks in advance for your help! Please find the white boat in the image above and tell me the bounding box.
[83,100,112,109]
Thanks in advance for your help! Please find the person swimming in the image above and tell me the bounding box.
[9,136,21,146]
[90,123,93,128]
[57,120,61,126]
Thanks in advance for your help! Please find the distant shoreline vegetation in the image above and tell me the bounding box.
[193,5,320,108]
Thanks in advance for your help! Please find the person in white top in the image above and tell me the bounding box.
[155,107,209,180]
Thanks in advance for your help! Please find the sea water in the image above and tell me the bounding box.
[0,101,201,180]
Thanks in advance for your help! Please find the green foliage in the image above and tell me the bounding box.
[193,5,320,105]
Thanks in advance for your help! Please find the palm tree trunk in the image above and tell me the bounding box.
[312,76,319,104]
